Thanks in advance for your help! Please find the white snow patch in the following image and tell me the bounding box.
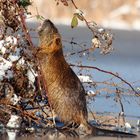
[7,115,21,128]
[137,120,140,127]
[75,9,85,16]
[7,130,17,140]
[9,55,20,62]
[0,57,12,79]
[78,75,92,83]
[87,90,96,96]
[27,67,37,84]
[0,40,6,54]
[10,94,21,105]
[18,57,25,65]
[5,36,17,46]
[0,36,22,79]
[120,112,124,116]
[124,122,132,132]
[98,28,105,33]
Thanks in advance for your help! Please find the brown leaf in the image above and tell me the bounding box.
[61,0,68,6]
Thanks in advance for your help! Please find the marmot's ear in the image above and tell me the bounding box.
[55,38,61,46]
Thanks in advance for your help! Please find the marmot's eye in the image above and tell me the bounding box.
[55,38,61,45]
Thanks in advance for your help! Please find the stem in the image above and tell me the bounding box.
[18,7,34,48]
[70,64,139,96]
[71,0,78,9]
[116,89,125,126]
[65,48,89,56]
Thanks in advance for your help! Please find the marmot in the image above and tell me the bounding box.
[37,19,94,134]
[36,20,137,137]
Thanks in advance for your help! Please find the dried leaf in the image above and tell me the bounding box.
[61,0,68,6]
[56,2,59,5]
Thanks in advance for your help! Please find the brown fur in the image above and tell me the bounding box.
[37,20,95,134]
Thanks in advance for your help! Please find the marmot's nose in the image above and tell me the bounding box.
[43,19,53,27]
[38,19,58,35]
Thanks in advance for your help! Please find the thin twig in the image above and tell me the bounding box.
[70,63,139,96]
[71,0,78,9]
[8,105,40,124]
[116,88,125,125]
[17,7,34,48]
[65,48,89,56]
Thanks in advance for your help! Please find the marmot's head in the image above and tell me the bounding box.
[38,19,58,39]
[38,19,62,55]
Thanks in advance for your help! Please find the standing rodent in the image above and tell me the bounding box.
[36,20,137,137]
[37,19,95,134]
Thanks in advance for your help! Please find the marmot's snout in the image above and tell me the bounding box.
[38,19,58,36]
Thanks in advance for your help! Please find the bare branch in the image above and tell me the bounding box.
[70,63,139,96]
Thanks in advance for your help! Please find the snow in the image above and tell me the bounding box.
[0,36,25,80]
[137,120,140,132]
[6,115,21,128]
[78,75,92,83]
[98,28,105,33]
[124,122,132,133]
[9,55,19,62]
[137,87,140,91]
[120,112,124,116]
[125,122,131,129]
[137,120,140,127]
[27,67,37,84]
[6,130,17,140]
[114,123,132,133]
[18,57,25,65]
[75,9,84,16]
[87,90,96,96]
[10,94,21,105]
[5,36,17,46]
[0,40,6,54]
[0,57,12,80]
